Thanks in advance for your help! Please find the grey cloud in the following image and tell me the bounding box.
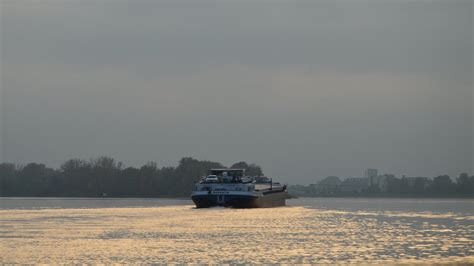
[1,1,472,183]
[3,1,471,76]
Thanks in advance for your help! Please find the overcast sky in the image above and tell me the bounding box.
[1,1,472,184]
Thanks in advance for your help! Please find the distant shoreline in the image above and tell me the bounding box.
[292,195,474,199]
[287,193,474,199]
[1,195,473,199]
[0,196,190,200]
[0,196,191,200]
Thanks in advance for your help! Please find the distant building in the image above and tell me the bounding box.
[340,177,368,193]
[403,176,431,190]
[365,173,394,192]
[315,176,341,194]
[366,168,378,187]
[376,175,390,192]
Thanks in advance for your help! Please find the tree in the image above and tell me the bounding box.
[139,162,160,197]
[457,173,474,195]
[60,159,92,196]
[0,163,18,196]
[113,167,140,197]
[16,163,56,196]
[0,156,266,197]
[399,177,410,194]
[231,162,249,169]
[246,164,263,176]
[387,176,402,194]
[231,161,263,176]
[431,175,455,194]
[413,177,427,194]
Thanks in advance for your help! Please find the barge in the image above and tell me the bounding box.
[191,169,289,208]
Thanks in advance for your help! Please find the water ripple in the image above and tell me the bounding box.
[0,205,473,264]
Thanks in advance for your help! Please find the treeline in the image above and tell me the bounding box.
[382,175,474,196]
[289,174,474,198]
[0,157,263,197]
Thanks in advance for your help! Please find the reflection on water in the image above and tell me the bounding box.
[0,200,473,264]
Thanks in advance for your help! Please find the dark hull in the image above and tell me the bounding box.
[192,191,288,208]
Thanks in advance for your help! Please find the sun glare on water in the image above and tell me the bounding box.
[1,205,473,264]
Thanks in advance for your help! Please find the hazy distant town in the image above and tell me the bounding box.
[288,168,474,198]
[0,158,472,198]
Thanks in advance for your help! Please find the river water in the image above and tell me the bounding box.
[1,197,473,264]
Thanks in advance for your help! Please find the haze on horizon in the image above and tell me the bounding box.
[1,1,472,184]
